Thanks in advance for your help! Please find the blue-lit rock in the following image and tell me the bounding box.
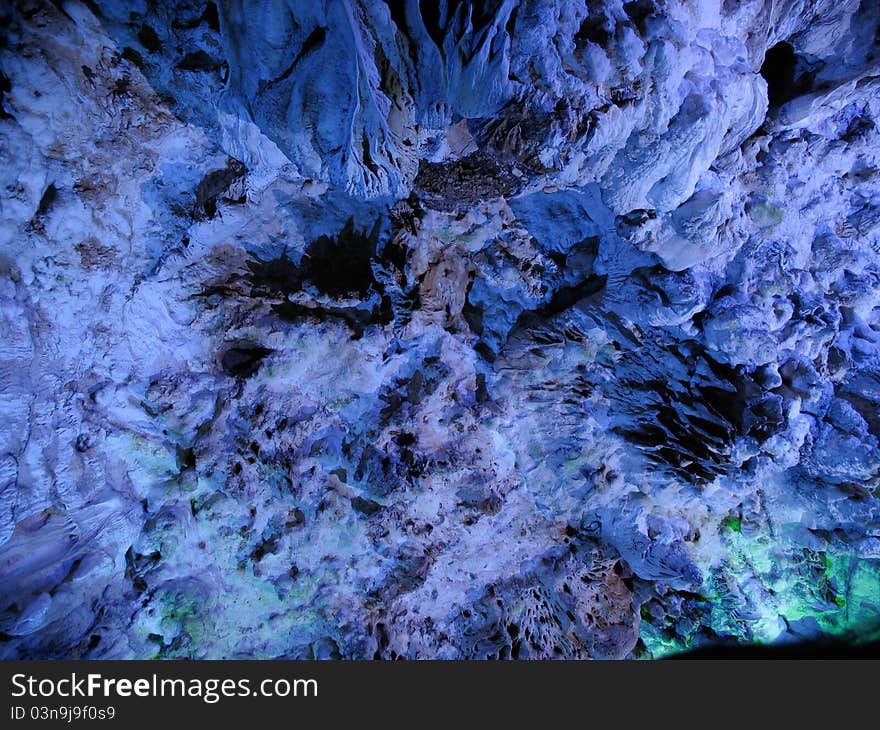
[0,0,879,659]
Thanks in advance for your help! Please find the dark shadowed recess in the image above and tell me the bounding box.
[247,219,381,300]
[609,332,782,484]
[760,41,821,108]
[417,0,506,52]
[242,218,399,339]
[221,344,273,379]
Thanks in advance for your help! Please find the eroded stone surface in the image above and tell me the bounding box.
[0,0,879,658]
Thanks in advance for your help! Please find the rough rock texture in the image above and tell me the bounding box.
[1,0,879,658]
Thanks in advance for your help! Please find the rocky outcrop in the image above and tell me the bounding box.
[0,0,878,658]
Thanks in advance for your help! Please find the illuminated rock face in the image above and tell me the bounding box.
[0,0,879,659]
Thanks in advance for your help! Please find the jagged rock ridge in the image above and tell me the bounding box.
[0,0,879,658]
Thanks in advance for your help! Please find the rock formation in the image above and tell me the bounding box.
[0,0,878,658]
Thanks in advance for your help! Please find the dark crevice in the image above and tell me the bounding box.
[137,24,162,54]
[384,0,408,37]
[515,274,607,328]
[760,41,818,108]
[301,218,379,298]
[176,50,221,73]
[0,70,12,118]
[575,15,610,48]
[34,183,58,219]
[120,44,143,66]
[624,0,657,36]
[245,218,399,337]
[419,0,446,51]
[202,2,220,33]
[221,345,273,379]
[263,26,327,91]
